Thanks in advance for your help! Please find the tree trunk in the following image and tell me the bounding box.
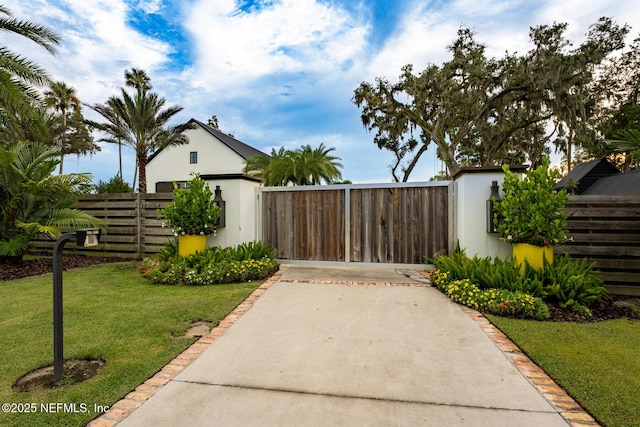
[118,140,123,179]
[566,131,573,172]
[137,153,147,193]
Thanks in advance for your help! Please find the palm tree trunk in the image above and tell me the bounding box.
[132,162,138,193]
[137,153,147,193]
[59,108,67,174]
[118,140,123,179]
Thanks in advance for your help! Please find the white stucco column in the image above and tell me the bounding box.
[452,166,527,259]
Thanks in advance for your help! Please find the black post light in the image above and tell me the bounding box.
[486,181,501,233]
[52,229,100,382]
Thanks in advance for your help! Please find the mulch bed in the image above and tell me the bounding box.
[0,253,131,281]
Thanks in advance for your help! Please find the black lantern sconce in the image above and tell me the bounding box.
[213,185,226,228]
[486,181,501,233]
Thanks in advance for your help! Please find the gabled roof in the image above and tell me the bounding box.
[583,169,640,195]
[190,119,268,160]
[555,158,620,194]
[148,118,268,163]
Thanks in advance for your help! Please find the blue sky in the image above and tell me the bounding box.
[3,0,640,185]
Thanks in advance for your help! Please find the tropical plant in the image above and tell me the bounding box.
[44,81,98,172]
[0,4,60,141]
[243,143,343,185]
[0,142,103,260]
[86,97,127,179]
[94,175,133,193]
[431,251,607,310]
[140,241,279,285]
[158,174,220,236]
[493,158,568,247]
[607,128,640,168]
[87,68,194,192]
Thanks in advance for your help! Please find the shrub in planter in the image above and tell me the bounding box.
[493,157,569,247]
[158,174,220,253]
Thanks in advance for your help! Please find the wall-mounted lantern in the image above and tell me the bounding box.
[486,181,501,233]
[213,185,226,228]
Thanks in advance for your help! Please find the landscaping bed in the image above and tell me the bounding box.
[546,295,639,322]
[0,253,130,281]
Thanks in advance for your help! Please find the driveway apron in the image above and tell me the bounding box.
[117,265,569,426]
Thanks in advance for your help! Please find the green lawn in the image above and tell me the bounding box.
[488,315,640,427]
[0,262,259,427]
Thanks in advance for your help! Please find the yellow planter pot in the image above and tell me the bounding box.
[178,235,207,257]
[513,243,553,271]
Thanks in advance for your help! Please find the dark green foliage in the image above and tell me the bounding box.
[431,251,607,309]
[158,174,220,235]
[141,241,278,285]
[94,175,133,193]
[494,158,568,247]
[541,255,608,308]
[0,142,103,259]
[243,143,343,186]
[430,271,549,320]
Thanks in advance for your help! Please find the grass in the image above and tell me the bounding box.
[488,315,640,427]
[0,262,259,427]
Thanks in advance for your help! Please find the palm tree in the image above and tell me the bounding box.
[607,129,640,170]
[87,96,127,178]
[44,81,81,173]
[0,141,103,260]
[0,4,60,141]
[88,68,194,193]
[243,143,343,186]
[124,68,151,93]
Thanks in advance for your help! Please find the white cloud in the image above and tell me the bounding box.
[184,0,369,97]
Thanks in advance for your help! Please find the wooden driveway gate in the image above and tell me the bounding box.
[259,182,451,264]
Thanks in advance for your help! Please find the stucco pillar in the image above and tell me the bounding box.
[452,166,527,259]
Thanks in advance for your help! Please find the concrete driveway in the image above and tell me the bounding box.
[115,265,576,426]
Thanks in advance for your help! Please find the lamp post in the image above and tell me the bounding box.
[52,229,100,383]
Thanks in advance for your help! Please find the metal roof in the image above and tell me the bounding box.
[555,158,620,194]
[583,169,640,195]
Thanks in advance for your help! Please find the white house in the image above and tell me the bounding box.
[146,118,268,248]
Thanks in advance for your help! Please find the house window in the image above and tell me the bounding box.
[190,151,198,164]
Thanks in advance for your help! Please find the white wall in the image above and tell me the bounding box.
[453,170,512,259]
[146,125,246,188]
[206,178,260,248]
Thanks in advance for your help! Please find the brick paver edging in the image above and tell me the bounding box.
[88,266,598,427]
[459,306,601,427]
[86,266,287,427]
[279,279,429,287]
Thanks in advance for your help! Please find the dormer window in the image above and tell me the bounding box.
[190,151,198,164]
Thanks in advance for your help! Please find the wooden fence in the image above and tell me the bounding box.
[31,193,175,258]
[260,183,450,264]
[556,195,640,295]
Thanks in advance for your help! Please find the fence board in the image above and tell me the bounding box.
[29,193,175,258]
[261,183,449,264]
[557,195,640,294]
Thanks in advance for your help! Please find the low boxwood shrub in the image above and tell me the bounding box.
[141,241,279,285]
